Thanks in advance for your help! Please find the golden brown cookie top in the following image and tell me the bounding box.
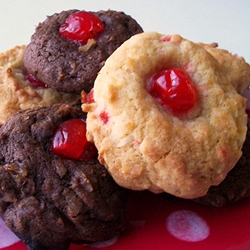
[0,45,25,69]
[199,42,250,94]
[0,45,78,125]
[82,32,247,199]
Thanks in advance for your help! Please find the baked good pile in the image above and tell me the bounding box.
[0,9,142,250]
[0,8,250,250]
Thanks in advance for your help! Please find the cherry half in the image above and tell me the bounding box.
[148,68,198,115]
[51,118,97,161]
[26,73,47,89]
[59,11,105,45]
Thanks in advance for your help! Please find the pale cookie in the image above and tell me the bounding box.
[199,42,250,94]
[82,32,247,199]
[0,45,78,125]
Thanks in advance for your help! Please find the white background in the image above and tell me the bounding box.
[0,0,249,63]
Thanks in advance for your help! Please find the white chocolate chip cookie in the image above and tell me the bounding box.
[82,32,247,199]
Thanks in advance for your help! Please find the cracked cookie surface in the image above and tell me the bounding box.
[23,9,143,93]
[0,102,127,250]
[82,32,247,199]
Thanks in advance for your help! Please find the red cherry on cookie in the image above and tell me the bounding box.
[51,118,97,160]
[59,11,105,45]
[26,73,47,88]
[148,68,198,115]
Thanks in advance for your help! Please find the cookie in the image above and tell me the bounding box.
[0,102,128,250]
[82,32,247,199]
[0,45,78,125]
[199,42,250,94]
[193,119,250,207]
[23,9,143,93]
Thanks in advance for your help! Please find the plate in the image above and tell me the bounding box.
[0,1,249,250]
[1,190,250,250]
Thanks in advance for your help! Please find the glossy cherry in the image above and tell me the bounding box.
[26,73,47,88]
[51,118,97,161]
[59,11,105,45]
[148,68,198,115]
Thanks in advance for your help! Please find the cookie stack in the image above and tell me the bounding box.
[0,9,143,250]
[0,7,250,250]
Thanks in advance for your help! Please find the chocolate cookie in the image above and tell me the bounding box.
[0,102,128,250]
[23,9,143,93]
[0,45,78,125]
[194,119,250,207]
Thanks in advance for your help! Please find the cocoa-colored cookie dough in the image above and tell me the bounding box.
[23,9,143,93]
[0,102,127,250]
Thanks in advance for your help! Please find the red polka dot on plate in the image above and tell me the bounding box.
[166,210,210,242]
[0,218,20,248]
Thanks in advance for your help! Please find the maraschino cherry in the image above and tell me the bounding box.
[59,11,105,45]
[148,68,198,115]
[26,73,47,88]
[51,118,97,161]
